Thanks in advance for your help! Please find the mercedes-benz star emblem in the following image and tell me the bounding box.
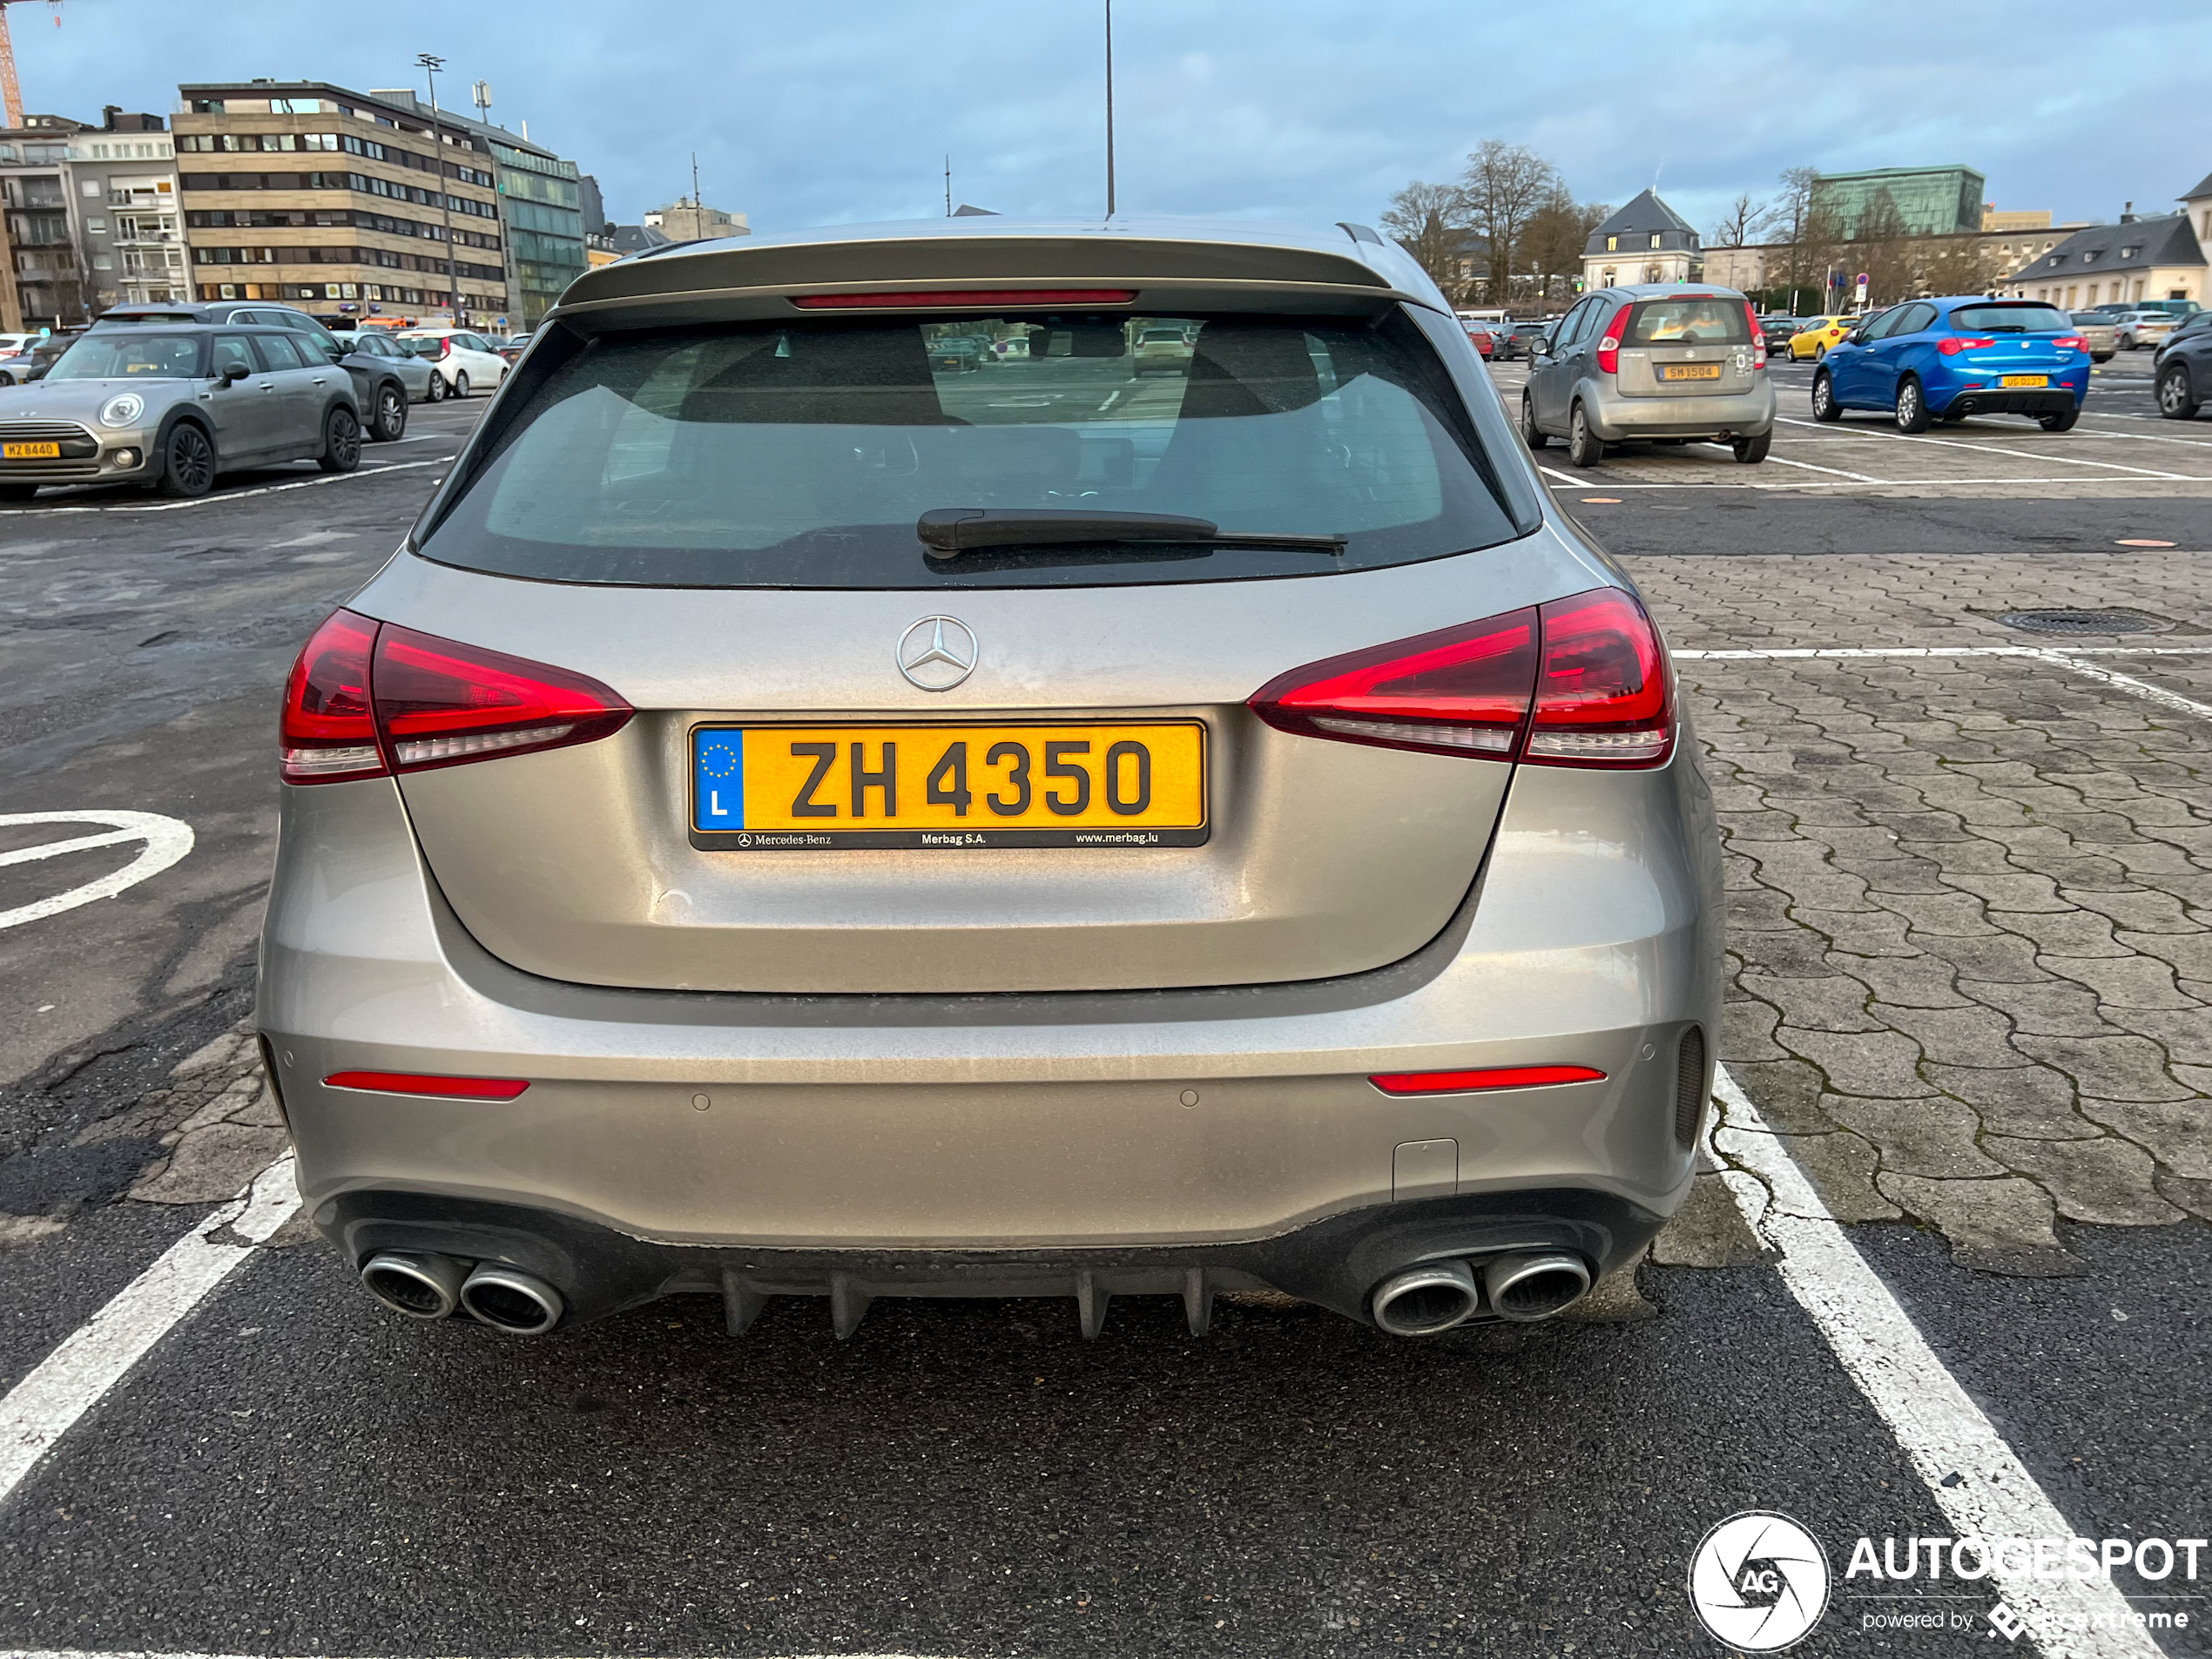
[897,616,977,691]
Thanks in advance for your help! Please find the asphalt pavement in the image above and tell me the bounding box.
[0,361,2208,1658]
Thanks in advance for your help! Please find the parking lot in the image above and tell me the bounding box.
[2,358,2209,1657]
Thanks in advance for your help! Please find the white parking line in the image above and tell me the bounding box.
[1548,475,2202,490]
[0,457,445,516]
[1674,644,2212,724]
[1749,453,1884,482]
[1774,417,2198,481]
[0,1158,299,1510]
[0,810,195,932]
[1712,1068,2163,1658]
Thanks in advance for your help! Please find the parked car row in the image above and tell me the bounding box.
[0,297,547,501]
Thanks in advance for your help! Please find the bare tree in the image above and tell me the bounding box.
[1710,192,1769,248]
[1914,233,2000,298]
[1381,179,1473,300]
[1521,192,1608,305]
[1856,190,1917,307]
[1767,165,1844,311]
[1459,140,1563,305]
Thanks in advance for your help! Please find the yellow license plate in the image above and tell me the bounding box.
[1,441,60,459]
[691,721,1209,849]
[2000,374,2048,388]
[1660,364,1723,381]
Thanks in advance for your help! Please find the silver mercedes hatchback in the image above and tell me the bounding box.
[259,217,1722,1342]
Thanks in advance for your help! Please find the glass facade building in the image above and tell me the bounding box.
[1812,167,1986,240]
[489,140,583,327]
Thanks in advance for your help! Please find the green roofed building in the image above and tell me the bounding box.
[1812,166,1986,240]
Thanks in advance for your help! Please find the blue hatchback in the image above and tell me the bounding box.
[1811,297,2090,433]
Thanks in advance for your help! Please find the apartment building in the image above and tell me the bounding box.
[174,79,507,327]
[371,91,589,328]
[0,108,184,329]
[70,109,185,309]
[1,115,89,329]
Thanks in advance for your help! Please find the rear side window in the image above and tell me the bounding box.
[1625,299,1750,345]
[416,311,1525,590]
[1950,304,2070,334]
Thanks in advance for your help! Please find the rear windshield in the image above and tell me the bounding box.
[46,332,204,380]
[415,311,1524,590]
[1624,298,1750,346]
[1950,304,2071,334]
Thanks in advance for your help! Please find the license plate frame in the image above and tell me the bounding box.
[2000,374,2049,388]
[1660,364,1723,381]
[689,720,1211,850]
[1,441,61,459]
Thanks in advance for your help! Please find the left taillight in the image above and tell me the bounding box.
[280,609,383,783]
[1743,301,1767,369]
[1249,587,1673,769]
[1594,305,1630,374]
[279,609,633,785]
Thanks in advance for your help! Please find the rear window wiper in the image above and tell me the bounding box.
[918,508,1346,559]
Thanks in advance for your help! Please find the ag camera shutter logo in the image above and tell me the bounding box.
[1689,1511,1831,1651]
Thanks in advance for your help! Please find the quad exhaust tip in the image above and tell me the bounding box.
[459,1263,565,1335]
[361,1251,466,1320]
[1371,1258,1481,1337]
[1370,1251,1595,1336]
[1482,1251,1592,1322]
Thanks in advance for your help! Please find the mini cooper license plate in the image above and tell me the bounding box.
[690,722,1209,849]
[1,441,60,459]
[2000,374,2049,388]
[1660,364,1723,381]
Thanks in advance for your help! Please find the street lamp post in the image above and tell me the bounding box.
[1103,0,1116,219]
[417,51,463,326]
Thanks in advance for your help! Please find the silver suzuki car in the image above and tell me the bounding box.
[1522,282,1776,467]
[260,217,1722,1342]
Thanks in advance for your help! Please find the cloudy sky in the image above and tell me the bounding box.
[15,0,2211,239]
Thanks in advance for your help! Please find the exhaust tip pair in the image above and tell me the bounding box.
[1369,1251,1591,1337]
[361,1251,564,1335]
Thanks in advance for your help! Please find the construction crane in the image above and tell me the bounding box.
[0,1,65,132]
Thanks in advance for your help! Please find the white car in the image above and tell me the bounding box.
[2110,310,2176,352]
[393,327,511,398]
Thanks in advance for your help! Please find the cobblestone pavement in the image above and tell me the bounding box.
[1633,550,2212,1277]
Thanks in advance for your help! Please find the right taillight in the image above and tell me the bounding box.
[1524,588,1673,766]
[1249,588,1672,770]
[279,609,633,785]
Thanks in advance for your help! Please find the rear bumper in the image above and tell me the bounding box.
[320,1184,1670,1329]
[259,745,1723,1316]
[1584,382,1776,441]
[1933,385,2083,418]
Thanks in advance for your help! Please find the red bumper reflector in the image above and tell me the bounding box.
[324,1070,529,1100]
[1369,1065,1607,1095]
[791,288,1136,309]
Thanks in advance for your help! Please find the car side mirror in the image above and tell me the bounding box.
[25,365,50,381]
[1534,336,1551,356]
[220,361,252,385]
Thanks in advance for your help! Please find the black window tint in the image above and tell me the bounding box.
[416,311,1525,591]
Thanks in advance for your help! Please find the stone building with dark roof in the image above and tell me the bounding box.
[2001,212,2205,308]
[1581,189,1700,290]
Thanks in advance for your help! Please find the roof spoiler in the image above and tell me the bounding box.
[558,232,1411,317]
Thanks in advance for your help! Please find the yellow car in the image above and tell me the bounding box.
[1788,315,1863,361]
